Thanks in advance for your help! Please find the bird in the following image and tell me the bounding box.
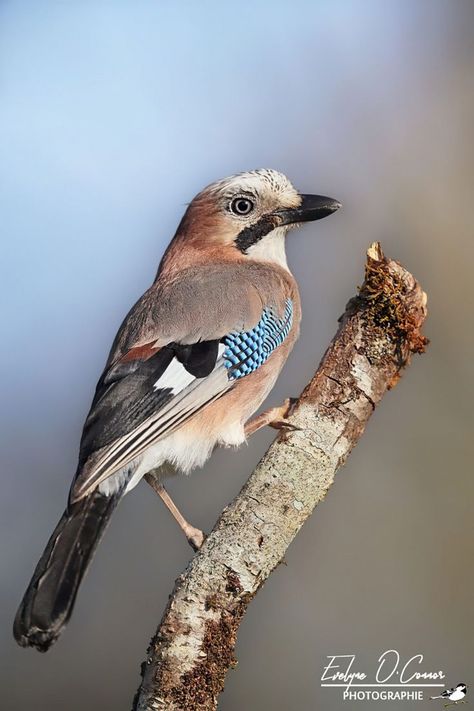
[13,168,341,652]
[431,684,468,705]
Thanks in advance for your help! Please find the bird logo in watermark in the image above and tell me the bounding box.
[430,683,468,708]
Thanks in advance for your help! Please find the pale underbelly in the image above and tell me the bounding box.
[98,417,246,496]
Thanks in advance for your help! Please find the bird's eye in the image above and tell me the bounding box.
[230,197,254,216]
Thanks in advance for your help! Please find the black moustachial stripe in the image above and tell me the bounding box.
[235,214,280,253]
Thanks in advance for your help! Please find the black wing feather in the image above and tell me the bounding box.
[78,340,219,469]
[174,339,219,378]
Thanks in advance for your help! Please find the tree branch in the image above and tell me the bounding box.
[132,242,428,711]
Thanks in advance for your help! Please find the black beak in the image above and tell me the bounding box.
[276,194,342,225]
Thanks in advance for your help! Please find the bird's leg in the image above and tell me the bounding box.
[145,399,299,547]
[244,397,300,437]
[144,473,205,552]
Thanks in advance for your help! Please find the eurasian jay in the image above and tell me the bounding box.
[14,169,340,651]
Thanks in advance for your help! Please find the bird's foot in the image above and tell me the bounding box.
[183,523,206,552]
[244,398,299,437]
[267,397,299,430]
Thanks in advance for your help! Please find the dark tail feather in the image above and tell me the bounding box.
[14,490,120,652]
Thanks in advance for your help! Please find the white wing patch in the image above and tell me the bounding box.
[74,346,231,500]
[154,357,195,392]
[154,344,226,394]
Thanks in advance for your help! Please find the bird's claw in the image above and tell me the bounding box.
[268,397,300,431]
[185,526,206,552]
[268,419,300,431]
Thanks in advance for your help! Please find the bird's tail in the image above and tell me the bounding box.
[430,695,443,700]
[13,490,120,652]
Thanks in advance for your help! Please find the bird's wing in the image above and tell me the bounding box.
[71,263,294,502]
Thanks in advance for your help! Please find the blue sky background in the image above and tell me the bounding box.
[1,2,473,709]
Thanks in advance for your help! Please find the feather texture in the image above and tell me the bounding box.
[14,168,316,652]
[14,168,342,652]
[71,296,295,502]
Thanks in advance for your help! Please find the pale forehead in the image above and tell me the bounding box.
[207,169,299,203]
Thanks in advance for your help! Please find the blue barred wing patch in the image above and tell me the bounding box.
[222,299,293,380]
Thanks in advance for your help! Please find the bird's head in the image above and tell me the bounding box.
[161,169,341,272]
[457,684,468,692]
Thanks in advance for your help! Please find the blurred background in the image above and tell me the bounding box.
[1,1,473,709]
